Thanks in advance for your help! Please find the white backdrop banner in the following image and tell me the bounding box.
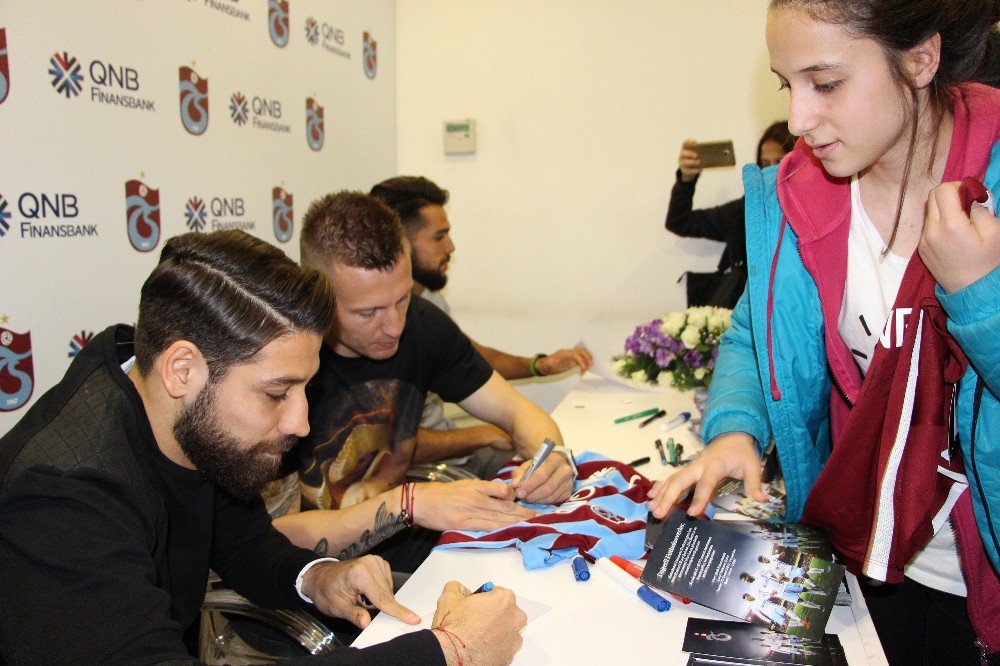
[0,0,396,434]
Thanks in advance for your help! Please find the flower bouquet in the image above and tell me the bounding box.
[611,306,732,391]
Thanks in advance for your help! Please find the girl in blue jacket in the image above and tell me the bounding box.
[648,1,1000,663]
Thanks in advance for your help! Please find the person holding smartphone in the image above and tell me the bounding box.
[665,121,795,309]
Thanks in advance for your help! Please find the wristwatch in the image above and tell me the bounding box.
[552,445,578,479]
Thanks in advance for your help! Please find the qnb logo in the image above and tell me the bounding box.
[230,91,248,125]
[49,50,83,98]
[179,66,209,135]
[0,194,10,237]
[305,17,319,45]
[305,97,324,151]
[185,196,207,231]
[272,187,293,243]
[0,28,10,105]
[14,192,96,240]
[268,0,290,48]
[68,329,94,358]
[235,94,289,133]
[363,31,377,80]
[125,179,160,252]
[48,50,152,110]
[0,324,34,412]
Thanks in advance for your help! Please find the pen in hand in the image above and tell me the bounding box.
[513,438,556,492]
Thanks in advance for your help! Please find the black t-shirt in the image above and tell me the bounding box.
[294,297,492,510]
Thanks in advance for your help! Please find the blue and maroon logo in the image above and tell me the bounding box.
[363,31,377,80]
[268,0,290,48]
[68,330,93,357]
[49,50,83,98]
[125,179,160,252]
[0,322,33,412]
[185,196,207,232]
[306,97,324,151]
[272,187,293,243]
[230,91,249,125]
[179,65,208,135]
[0,194,10,237]
[0,28,10,105]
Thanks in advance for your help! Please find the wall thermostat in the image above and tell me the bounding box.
[443,118,476,155]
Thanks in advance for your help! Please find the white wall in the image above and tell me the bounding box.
[394,0,788,410]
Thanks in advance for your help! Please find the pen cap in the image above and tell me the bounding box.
[572,556,591,582]
[637,585,671,612]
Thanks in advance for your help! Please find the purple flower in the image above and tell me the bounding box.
[683,349,702,369]
[654,347,674,368]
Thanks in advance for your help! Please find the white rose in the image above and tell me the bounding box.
[611,358,627,373]
[694,368,706,380]
[707,312,725,331]
[680,325,701,349]
[686,307,708,329]
[662,311,687,337]
[631,369,648,382]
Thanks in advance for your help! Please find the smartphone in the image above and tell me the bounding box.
[693,140,736,168]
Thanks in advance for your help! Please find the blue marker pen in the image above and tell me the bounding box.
[595,558,671,613]
[473,581,494,594]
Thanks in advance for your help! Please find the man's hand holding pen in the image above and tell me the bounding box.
[511,439,577,504]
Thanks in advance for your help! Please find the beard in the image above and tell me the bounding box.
[411,251,448,292]
[172,386,296,502]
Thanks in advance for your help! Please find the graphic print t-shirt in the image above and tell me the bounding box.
[292,297,492,510]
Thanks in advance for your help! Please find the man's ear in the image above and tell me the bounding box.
[906,32,941,89]
[158,340,209,399]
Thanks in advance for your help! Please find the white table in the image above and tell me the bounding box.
[354,372,888,664]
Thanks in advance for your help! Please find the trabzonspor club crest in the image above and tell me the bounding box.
[0,28,10,105]
[272,187,293,243]
[0,325,33,412]
[268,0,290,48]
[179,66,208,135]
[306,97,324,151]
[363,31,377,80]
[125,179,160,252]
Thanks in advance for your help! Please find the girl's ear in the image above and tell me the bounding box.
[906,32,942,89]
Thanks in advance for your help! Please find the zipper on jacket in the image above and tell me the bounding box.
[970,376,999,666]
[766,218,788,401]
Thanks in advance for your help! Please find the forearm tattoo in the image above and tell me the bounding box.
[334,501,407,560]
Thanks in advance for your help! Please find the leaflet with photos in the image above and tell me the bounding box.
[642,513,845,640]
[683,618,848,666]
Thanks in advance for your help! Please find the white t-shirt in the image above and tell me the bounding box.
[837,176,966,596]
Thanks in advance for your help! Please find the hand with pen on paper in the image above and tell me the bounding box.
[431,580,527,666]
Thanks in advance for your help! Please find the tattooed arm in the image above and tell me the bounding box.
[273,485,409,558]
[273,479,536,557]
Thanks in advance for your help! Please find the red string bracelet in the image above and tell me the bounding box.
[408,482,416,526]
[433,611,466,666]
